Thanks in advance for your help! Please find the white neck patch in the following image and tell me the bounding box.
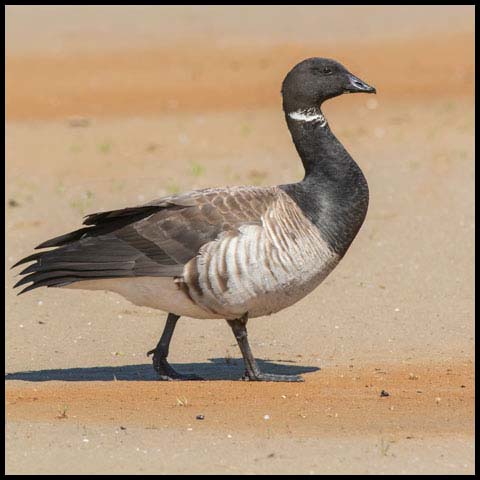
[288,109,327,127]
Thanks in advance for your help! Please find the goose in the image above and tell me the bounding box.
[13,58,376,382]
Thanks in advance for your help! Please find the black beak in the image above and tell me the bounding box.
[345,74,376,94]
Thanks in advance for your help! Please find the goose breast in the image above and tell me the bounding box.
[179,190,339,319]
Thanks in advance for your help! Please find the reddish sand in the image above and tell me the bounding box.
[7,363,474,437]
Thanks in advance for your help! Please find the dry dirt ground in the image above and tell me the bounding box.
[5,6,475,475]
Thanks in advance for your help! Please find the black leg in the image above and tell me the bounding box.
[147,313,203,381]
[227,315,304,382]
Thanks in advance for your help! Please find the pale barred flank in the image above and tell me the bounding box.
[181,190,339,319]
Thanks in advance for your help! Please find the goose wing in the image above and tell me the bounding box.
[13,186,276,294]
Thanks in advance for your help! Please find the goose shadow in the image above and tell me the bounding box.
[5,358,319,382]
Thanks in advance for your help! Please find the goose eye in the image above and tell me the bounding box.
[323,67,333,75]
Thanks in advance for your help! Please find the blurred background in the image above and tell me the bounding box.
[6,5,474,117]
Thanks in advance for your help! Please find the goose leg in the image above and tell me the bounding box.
[147,313,203,381]
[227,316,304,382]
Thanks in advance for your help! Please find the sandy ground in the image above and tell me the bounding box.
[5,5,475,475]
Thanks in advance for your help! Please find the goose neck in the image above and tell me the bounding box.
[285,107,352,180]
[282,107,369,255]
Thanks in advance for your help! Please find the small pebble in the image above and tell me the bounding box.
[435,397,441,404]
[37,301,43,306]
[196,414,205,420]
[263,414,270,420]
[380,390,390,397]
[82,438,89,443]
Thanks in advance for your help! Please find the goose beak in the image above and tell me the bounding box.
[345,74,376,94]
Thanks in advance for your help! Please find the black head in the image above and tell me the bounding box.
[281,57,376,113]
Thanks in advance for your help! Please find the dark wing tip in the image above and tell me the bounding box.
[15,275,79,294]
[17,284,35,295]
[82,205,163,226]
[35,228,91,249]
[11,252,43,269]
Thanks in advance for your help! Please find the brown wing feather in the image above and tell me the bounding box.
[13,186,278,294]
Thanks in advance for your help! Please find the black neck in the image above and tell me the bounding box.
[280,108,369,256]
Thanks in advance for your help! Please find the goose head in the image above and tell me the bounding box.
[281,57,376,114]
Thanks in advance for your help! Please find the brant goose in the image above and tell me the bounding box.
[13,58,375,382]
